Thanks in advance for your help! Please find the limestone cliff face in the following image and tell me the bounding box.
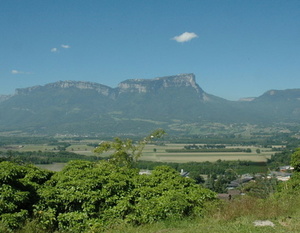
[117,73,205,98]
[15,81,114,97]
[0,95,11,103]
[12,74,210,102]
[15,85,41,95]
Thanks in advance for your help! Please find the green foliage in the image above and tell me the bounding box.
[204,169,238,193]
[291,148,300,172]
[213,176,229,193]
[277,149,300,195]
[3,150,101,164]
[33,160,215,232]
[0,209,28,230]
[57,211,89,232]
[188,171,205,184]
[278,172,300,195]
[137,160,267,177]
[0,136,57,147]
[241,177,279,199]
[0,162,53,231]
[1,143,300,232]
[267,149,293,170]
[94,129,165,167]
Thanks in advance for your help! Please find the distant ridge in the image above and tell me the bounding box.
[238,97,255,102]
[15,80,114,96]
[14,73,205,98]
[0,73,300,136]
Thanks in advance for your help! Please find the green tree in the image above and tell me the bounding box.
[94,129,165,167]
[213,176,228,193]
[204,176,215,190]
[34,161,216,232]
[291,148,300,172]
[0,131,219,232]
[0,161,53,230]
[189,170,205,184]
[241,176,278,199]
[246,148,252,153]
[278,148,300,194]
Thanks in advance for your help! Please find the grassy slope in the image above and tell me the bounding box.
[106,194,300,233]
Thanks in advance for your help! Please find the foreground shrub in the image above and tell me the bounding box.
[35,161,216,232]
[0,161,53,231]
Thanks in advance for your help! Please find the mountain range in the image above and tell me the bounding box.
[1,73,300,136]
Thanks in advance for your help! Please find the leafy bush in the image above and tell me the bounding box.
[0,131,217,232]
[291,148,300,172]
[34,161,216,232]
[0,209,28,230]
[0,162,53,231]
[277,148,300,195]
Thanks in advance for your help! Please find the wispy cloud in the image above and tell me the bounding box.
[11,69,32,75]
[51,47,58,53]
[50,44,71,53]
[61,44,70,49]
[11,70,20,74]
[172,32,198,43]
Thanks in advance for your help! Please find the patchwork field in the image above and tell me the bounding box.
[140,144,273,163]
[1,141,276,164]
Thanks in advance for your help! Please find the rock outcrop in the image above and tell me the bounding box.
[13,73,207,100]
[118,73,202,93]
[15,81,114,97]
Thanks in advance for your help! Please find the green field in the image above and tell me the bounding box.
[1,141,275,163]
[139,144,273,163]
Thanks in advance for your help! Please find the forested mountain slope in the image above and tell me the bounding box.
[0,73,300,136]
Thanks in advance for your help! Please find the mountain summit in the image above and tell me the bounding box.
[118,74,201,93]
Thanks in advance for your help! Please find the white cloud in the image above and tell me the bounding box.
[11,70,21,74]
[51,47,58,52]
[50,44,70,53]
[61,44,70,49]
[11,69,32,75]
[172,32,198,43]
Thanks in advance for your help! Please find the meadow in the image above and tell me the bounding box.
[1,141,275,163]
[135,143,273,163]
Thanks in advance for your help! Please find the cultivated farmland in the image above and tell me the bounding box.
[136,144,273,163]
[1,140,276,164]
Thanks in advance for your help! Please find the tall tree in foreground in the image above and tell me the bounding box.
[94,129,166,167]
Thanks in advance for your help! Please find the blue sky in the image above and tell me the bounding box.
[1,0,300,100]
